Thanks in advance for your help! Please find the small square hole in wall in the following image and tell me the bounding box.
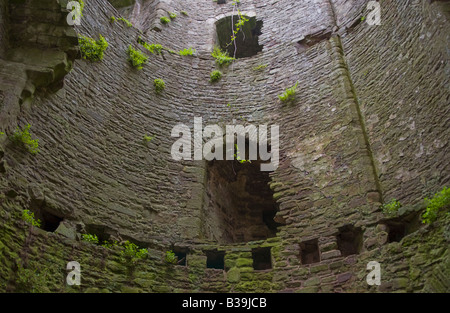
[173,248,187,266]
[299,239,320,265]
[336,225,363,257]
[206,250,225,270]
[383,211,422,243]
[39,211,63,232]
[252,247,272,270]
[385,221,406,243]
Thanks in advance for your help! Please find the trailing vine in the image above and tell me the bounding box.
[228,0,249,58]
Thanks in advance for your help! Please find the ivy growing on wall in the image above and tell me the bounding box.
[10,124,39,155]
[154,79,165,94]
[127,45,148,70]
[229,0,249,58]
[79,35,108,62]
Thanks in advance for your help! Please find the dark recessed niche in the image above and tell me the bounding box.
[173,247,187,266]
[336,225,363,257]
[39,211,63,232]
[215,15,263,59]
[84,224,112,243]
[299,239,320,265]
[216,0,227,4]
[206,250,225,270]
[383,211,422,243]
[252,247,272,270]
[203,140,283,244]
[29,203,63,233]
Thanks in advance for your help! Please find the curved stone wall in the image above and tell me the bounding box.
[0,0,448,293]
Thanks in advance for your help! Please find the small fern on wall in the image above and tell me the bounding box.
[127,45,148,70]
[79,35,108,62]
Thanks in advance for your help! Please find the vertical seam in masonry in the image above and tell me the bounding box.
[329,35,384,203]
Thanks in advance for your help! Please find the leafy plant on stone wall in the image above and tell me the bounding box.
[79,35,108,62]
[120,241,148,265]
[154,79,165,94]
[111,16,132,27]
[10,124,39,155]
[127,45,148,70]
[211,46,235,66]
[143,135,154,143]
[145,43,163,55]
[178,48,196,56]
[169,12,177,20]
[22,209,41,227]
[422,186,450,224]
[81,233,99,244]
[278,82,298,104]
[210,70,223,83]
[160,16,170,25]
[381,199,402,216]
[138,37,194,58]
[165,250,178,264]
[138,37,163,55]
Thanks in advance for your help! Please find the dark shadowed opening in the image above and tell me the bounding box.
[299,239,320,265]
[39,211,63,232]
[216,15,263,59]
[336,225,363,257]
[383,211,422,243]
[29,200,63,232]
[173,247,187,266]
[252,247,272,270]
[84,224,112,243]
[203,140,283,244]
[206,250,225,270]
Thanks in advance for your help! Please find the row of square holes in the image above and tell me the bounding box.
[174,226,366,270]
[173,248,272,271]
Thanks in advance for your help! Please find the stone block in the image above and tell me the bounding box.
[321,249,341,260]
[227,267,240,283]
